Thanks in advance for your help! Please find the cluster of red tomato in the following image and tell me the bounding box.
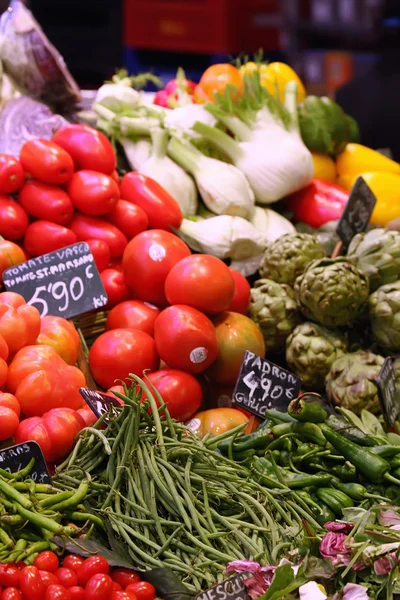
[0,551,155,600]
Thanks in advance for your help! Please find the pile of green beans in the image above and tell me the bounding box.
[0,459,100,564]
[55,375,322,593]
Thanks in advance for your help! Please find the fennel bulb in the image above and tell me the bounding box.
[139,127,197,216]
[177,215,267,260]
[94,83,141,114]
[121,138,152,170]
[230,254,264,278]
[251,206,295,244]
[164,104,217,138]
[168,137,255,220]
[194,79,314,204]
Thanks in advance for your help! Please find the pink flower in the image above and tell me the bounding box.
[374,552,398,576]
[379,509,400,528]
[342,583,369,599]
[225,560,276,599]
[320,532,352,566]
[324,522,353,533]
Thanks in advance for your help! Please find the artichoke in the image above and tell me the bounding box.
[259,233,326,286]
[294,258,369,327]
[325,351,384,415]
[286,322,347,390]
[347,228,400,292]
[250,279,301,353]
[369,281,400,352]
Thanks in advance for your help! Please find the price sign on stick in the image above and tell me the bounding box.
[195,575,250,600]
[0,441,51,483]
[233,350,302,418]
[377,357,400,426]
[3,242,107,319]
[80,387,121,421]
[336,176,377,248]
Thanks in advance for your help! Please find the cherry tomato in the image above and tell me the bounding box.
[62,557,84,574]
[18,181,74,226]
[2,588,22,600]
[39,571,59,588]
[53,124,116,175]
[0,241,26,283]
[147,369,202,422]
[0,393,20,418]
[125,582,155,600]
[70,215,127,259]
[106,300,160,337]
[122,230,191,306]
[55,569,78,589]
[100,269,129,309]
[0,567,20,588]
[77,558,110,587]
[68,587,86,600]
[120,173,182,231]
[0,155,25,193]
[45,584,70,600]
[0,406,19,441]
[20,566,46,600]
[89,328,159,389]
[85,574,113,600]
[227,268,251,314]
[154,305,218,374]
[110,593,134,600]
[107,201,148,240]
[24,221,77,257]
[68,171,119,216]
[110,570,140,589]
[20,139,74,185]
[85,240,110,273]
[0,195,29,240]
[165,255,235,315]
[34,552,59,573]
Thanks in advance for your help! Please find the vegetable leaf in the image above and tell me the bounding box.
[141,567,194,600]
[258,564,294,600]
[51,536,135,569]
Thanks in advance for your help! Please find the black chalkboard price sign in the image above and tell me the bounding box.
[80,387,121,420]
[3,242,108,319]
[195,575,250,600]
[0,441,51,483]
[336,176,377,247]
[233,350,302,418]
[377,357,400,426]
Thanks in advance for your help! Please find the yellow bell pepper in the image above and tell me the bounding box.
[336,143,400,178]
[312,153,336,182]
[341,171,400,226]
[186,408,249,438]
[240,61,306,104]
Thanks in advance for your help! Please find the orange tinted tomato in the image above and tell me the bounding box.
[198,64,242,101]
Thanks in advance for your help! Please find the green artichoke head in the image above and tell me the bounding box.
[325,351,384,415]
[259,233,326,287]
[294,257,370,327]
[369,280,400,352]
[250,279,301,354]
[286,322,347,391]
[347,228,400,292]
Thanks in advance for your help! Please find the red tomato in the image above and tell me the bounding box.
[147,369,202,421]
[68,587,86,600]
[85,574,113,600]
[0,334,8,362]
[110,594,134,600]
[110,171,120,185]
[45,584,70,600]
[56,569,78,589]
[77,405,97,427]
[154,306,218,374]
[110,570,140,589]
[100,269,129,309]
[107,200,148,240]
[62,557,84,574]
[89,329,159,389]
[77,558,109,587]
[2,589,22,600]
[122,230,190,306]
[70,215,127,259]
[0,567,20,588]
[34,552,59,573]
[15,417,52,458]
[112,583,122,592]
[125,582,155,600]
[20,139,74,185]
[0,393,20,418]
[0,407,19,441]
[24,221,77,257]
[120,173,182,231]
[0,195,29,240]
[0,292,41,355]
[68,171,119,216]
[0,155,25,193]
[20,566,46,600]
[36,316,81,366]
[165,255,235,315]
[106,300,160,337]
[0,241,26,283]
[85,240,110,273]
[227,268,251,314]
[18,181,74,226]
[39,571,59,588]
[53,125,116,175]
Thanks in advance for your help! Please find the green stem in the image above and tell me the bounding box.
[119,116,158,136]
[192,121,242,162]
[284,81,300,133]
[149,127,168,160]
[167,137,201,175]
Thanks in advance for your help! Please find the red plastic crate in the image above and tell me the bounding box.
[123,0,280,54]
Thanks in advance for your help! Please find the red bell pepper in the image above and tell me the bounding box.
[287,179,349,228]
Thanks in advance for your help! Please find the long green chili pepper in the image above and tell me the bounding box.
[288,395,328,423]
[370,445,400,459]
[316,488,354,516]
[271,422,327,446]
[0,459,36,481]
